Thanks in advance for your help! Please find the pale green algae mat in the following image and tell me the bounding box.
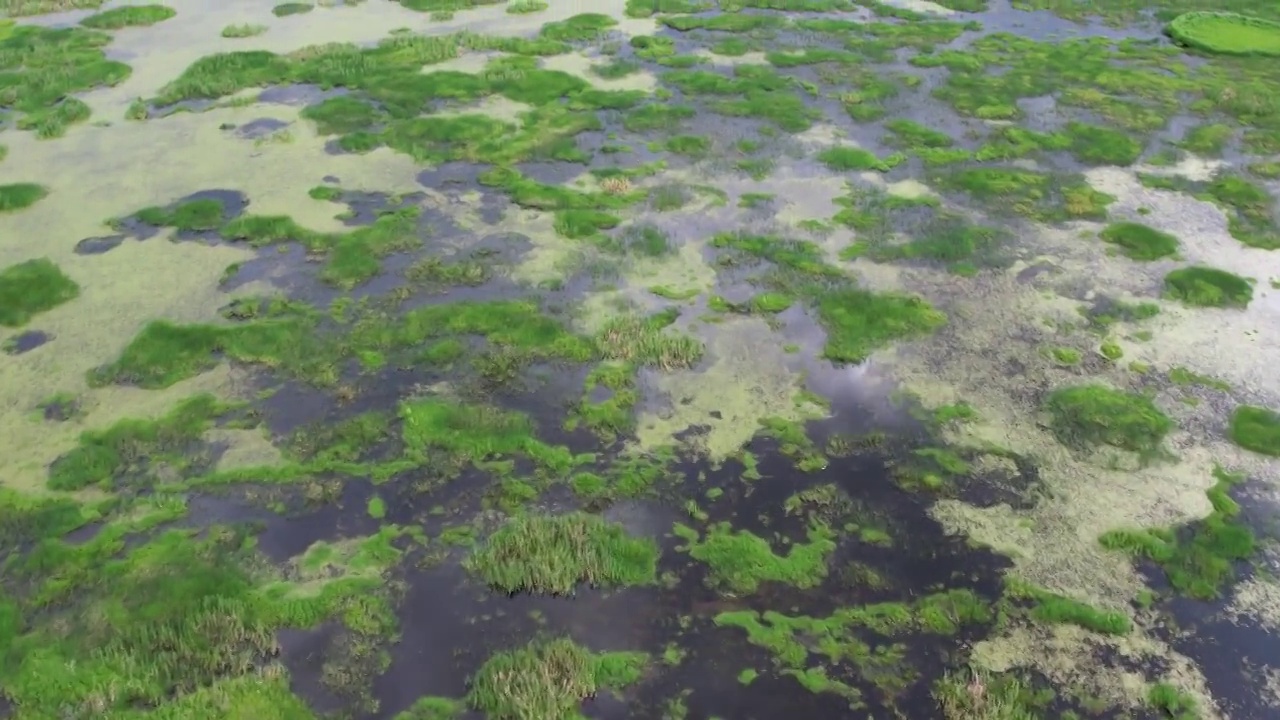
[5,0,1280,718]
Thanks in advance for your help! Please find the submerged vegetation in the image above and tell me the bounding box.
[3,1,1280,718]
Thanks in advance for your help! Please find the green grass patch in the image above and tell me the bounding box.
[1228,405,1280,456]
[817,145,904,172]
[1100,467,1254,599]
[80,4,175,28]
[1044,384,1173,456]
[1162,266,1253,308]
[273,0,314,13]
[0,24,130,138]
[1147,681,1203,719]
[1098,222,1179,260]
[675,521,835,594]
[466,513,658,595]
[221,23,267,38]
[467,638,647,720]
[0,510,400,717]
[1167,11,1280,57]
[0,258,80,327]
[0,183,49,212]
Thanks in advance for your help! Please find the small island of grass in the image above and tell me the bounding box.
[1163,266,1253,308]
[80,4,176,29]
[0,258,81,327]
[1167,12,1280,57]
[1228,405,1280,457]
[1044,384,1173,456]
[1098,222,1179,261]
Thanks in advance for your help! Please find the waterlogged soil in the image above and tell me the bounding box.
[4,1,1280,719]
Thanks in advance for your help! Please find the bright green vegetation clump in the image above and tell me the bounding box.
[272,2,313,16]
[0,24,131,138]
[1007,581,1131,635]
[815,289,945,363]
[0,258,80,327]
[1148,682,1203,719]
[1100,467,1255,599]
[221,23,267,38]
[674,521,836,594]
[80,4,176,28]
[1167,12,1280,57]
[1162,266,1253,308]
[1044,384,1173,456]
[0,504,402,717]
[466,513,659,595]
[1098,222,1179,260]
[467,638,647,720]
[715,588,992,703]
[1228,405,1280,456]
[882,118,954,149]
[817,145,904,172]
[0,183,49,212]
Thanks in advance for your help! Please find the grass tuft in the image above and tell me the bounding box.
[467,638,647,720]
[466,513,658,595]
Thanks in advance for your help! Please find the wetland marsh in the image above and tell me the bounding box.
[3,0,1280,718]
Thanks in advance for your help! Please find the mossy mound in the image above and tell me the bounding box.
[80,5,176,29]
[1044,384,1173,456]
[1167,12,1280,58]
[0,183,48,212]
[0,258,80,327]
[1163,266,1253,308]
[1098,222,1179,261]
[1228,405,1280,457]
